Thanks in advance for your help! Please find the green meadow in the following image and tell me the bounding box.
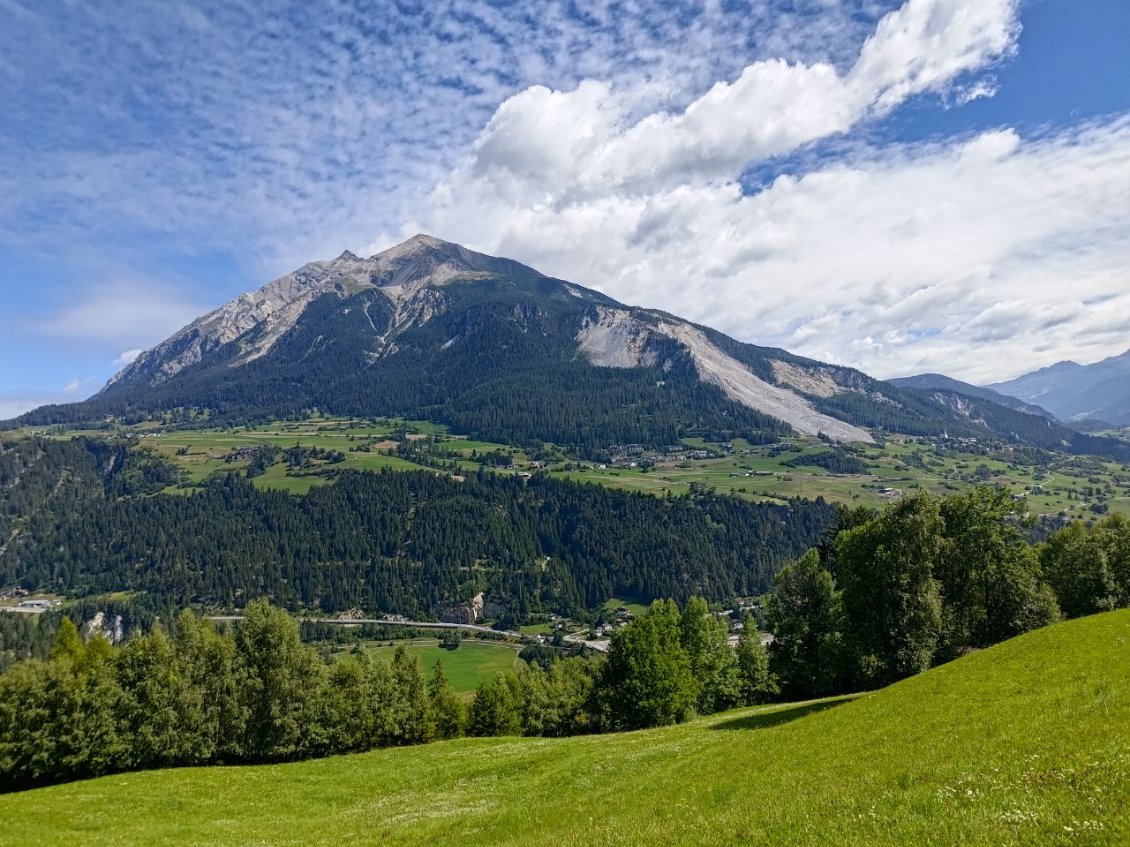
[21,416,1130,516]
[4,610,1127,846]
[331,638,522,694]
[551,435,1130,518]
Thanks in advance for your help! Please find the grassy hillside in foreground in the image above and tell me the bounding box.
[3,612,1129,847]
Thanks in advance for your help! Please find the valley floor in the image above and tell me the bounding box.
[2,611,1128,846]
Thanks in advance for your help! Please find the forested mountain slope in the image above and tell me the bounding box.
[0,438,836,616]
[894,385,1129,459]
[888,372,1057,419]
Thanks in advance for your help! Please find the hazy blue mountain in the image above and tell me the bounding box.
[888,373,1058,421]
[989,351,1130,426]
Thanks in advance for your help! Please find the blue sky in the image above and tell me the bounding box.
[1,0,1128,417]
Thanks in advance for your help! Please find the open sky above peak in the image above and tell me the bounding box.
[1,0,1128,416]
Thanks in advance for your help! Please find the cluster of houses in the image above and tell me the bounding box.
[603,443,729,468]
[591,605,637,638]
[0,593,61,613]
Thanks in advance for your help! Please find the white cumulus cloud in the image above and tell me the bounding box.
[435,0,1020,205]
[402,0,1130,384]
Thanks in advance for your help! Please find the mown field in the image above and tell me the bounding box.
[330,638,521,694]
[552,437,1130,519]
[3,610,1127,846]
[20,416,1130,516]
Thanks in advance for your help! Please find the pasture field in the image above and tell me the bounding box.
[332,638,522,693]
[20,415,1130,516]
[2,610,1127,846]
[600,596,650,617]
[550,435,1130,518]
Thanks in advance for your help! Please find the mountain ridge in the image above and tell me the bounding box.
[7,236,1126,458]
[988,348,1130,426]
[888,372,1058,420]
[106,234,550,390]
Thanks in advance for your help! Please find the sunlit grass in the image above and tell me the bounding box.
[333,638,521,693]
[3,610,1127,846]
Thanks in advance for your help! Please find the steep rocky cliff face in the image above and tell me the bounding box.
[108,235,544,388]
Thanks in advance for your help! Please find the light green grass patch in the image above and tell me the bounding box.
[337,638,522,693]
[601,596,650,617]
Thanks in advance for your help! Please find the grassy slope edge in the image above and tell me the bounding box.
[2,611,1128,847]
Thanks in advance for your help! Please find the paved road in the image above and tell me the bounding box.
[0,604,614,653]
[206,615,523,639]
[563,630,611,653]
[208,614,613,652]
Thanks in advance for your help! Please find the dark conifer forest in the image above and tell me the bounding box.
[0,437,836,616]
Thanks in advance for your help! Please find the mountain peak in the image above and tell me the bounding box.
[102,233,549,391]
[374,233,458,262]
[366,234,545,290]
[393,232,450,249]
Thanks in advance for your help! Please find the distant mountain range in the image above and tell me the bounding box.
[6,235,1127,459]
[887,374,1057,420]
[987,351,1130,427]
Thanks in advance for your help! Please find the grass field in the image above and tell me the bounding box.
[4,610,1128,846]
[124,417,457,494]
[21,415,1130,516]
[551,436,1130,519]
[601,596,650,617]
[332,638,521,693]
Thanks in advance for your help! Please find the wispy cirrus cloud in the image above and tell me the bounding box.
[33,281,207,347]
[0,0,902,272]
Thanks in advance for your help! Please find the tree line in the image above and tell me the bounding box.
[4,482,1129,792]
[5,485,1130,791]
[0,596,775,792]
[765,488,1130,698]
[0,602,444,791]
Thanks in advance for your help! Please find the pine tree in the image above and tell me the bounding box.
[468,674,522,737]
[389,646,432,745]
[50,618,84,663]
